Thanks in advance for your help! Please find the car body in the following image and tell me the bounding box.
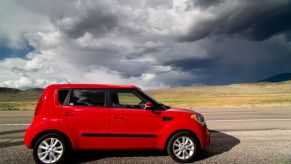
[24,84,210,163]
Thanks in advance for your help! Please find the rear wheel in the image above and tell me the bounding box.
[167,131,198,163]
[33,132,70,164]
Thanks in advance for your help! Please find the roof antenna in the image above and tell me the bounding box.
[64,79,71,84]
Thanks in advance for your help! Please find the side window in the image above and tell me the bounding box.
[58,89,69,105]
[69,89,105,107]
[111,90,146,109]
[119,92,141,105]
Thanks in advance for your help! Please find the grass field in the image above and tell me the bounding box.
[148,81,291,109]
[1,81,291,110]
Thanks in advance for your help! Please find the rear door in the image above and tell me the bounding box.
[58,89,110,149]
[108,89,165,149]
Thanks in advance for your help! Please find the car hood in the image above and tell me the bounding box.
[166,107,198,114]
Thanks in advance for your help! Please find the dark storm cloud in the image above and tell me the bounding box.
[166,0,291,85]
[18,0,120,39]
[166,58,218,71]
[189,0,222,9]
[166,37,291,85]
[59,9,118,39]
[179,0,291,42]
[244,5,291,41]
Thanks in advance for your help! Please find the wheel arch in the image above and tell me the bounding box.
[164,129,201,151]
[30,130,74,149]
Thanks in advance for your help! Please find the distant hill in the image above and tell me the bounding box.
[258,73,291,83]
[0,87,21,93]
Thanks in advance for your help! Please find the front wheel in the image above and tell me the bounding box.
[33,132,70,164]
[167,131,198,163]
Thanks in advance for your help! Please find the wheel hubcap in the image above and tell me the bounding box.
[37,137,63,163]
[173,136,195,160]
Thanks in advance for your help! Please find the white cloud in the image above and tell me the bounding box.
[26,31,61,50]
[0,0,52,49]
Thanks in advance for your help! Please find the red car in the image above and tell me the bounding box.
[24,84,210,163]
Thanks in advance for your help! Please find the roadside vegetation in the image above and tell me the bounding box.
[0,88,42,111]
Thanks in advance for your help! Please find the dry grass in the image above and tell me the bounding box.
[147,81,291,109]
[0,89,41,111]
[0,102,37,111]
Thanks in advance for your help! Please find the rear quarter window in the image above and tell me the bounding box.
[58,89,69,105]
[69,89,105,107]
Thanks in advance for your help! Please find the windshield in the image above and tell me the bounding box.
[136,88,170,110]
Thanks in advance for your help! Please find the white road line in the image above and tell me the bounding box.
[0,124,29,126]
[207,119,291,122]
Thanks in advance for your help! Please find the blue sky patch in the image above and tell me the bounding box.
[0,39,34,60]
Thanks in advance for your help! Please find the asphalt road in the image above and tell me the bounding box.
[1,108,291,164]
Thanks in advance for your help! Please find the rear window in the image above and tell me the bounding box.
[69,89,105,107]
[58,89,69,105]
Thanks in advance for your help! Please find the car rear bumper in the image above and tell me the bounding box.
[24,125,33,149]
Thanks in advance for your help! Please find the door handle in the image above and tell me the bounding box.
[113,115,123,120]
[64,112,74,116]
[162,117,173,121]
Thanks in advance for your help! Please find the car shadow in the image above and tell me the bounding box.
[0,129,25,149]
[0,129,25,135]
[0,141,24,149]
[71,149,167,163]
[196,130,240,161]
[70,130,240,163]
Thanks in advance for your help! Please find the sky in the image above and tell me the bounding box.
[0,0,291,89]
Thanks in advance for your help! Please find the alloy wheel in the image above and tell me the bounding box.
[37,137,63,163]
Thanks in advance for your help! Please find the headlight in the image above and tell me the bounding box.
[191,114,206,127]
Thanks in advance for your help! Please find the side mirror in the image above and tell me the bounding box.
[144,102,155,110]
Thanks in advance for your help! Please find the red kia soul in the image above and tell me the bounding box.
[24,84,210,163]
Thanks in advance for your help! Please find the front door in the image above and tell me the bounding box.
[109,89,165,149]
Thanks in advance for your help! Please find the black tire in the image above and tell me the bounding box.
[33,132,71,164]
[167,131,198,163]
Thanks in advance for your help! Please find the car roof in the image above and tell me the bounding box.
[47,84,137,89]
